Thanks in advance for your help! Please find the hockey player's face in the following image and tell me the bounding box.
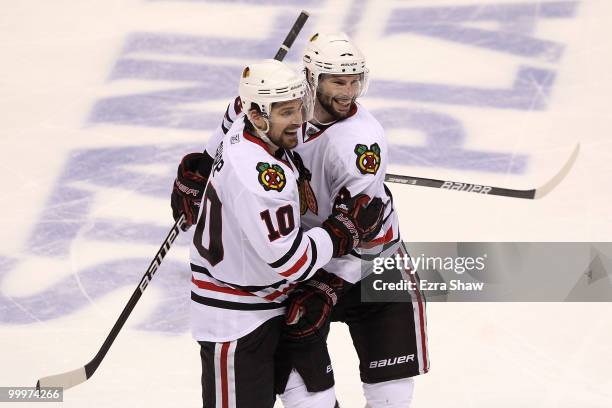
[268,99,305,149]
[316,74,363,120]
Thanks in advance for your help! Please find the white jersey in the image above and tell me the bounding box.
[190,116,333,342]
[294,103,400,283]
[206,100,400,284]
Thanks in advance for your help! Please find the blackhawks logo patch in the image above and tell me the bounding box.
[256,162,286,192]
[354,143,381,175]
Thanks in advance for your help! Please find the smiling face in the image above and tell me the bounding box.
[249,98,306,150]
[268,99,305,149]
[314,73,364,123]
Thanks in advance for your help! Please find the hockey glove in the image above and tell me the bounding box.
[171,153,209,231]
[321,193,385,257]
[284,269,350,343]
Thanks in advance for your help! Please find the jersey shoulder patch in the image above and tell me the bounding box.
[256,162,287,192]
[354,142,381,175]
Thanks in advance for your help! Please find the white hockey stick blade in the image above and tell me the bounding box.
[37,366,87,390]
[534,143,580,199]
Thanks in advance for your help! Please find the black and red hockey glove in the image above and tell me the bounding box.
[171,153,209,231]
[321,193,385,257]
[284,269,351,343]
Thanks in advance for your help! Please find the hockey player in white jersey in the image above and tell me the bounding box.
[171,59,385,408]
[276,33,430,408]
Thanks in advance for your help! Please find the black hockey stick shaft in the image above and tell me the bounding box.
[384,174,535,198]
[36,214,185,390]
[86,214,184,377]
[384,143,580,200]
[274,10,310,61]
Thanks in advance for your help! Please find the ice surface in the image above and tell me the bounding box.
[1,0,612,406]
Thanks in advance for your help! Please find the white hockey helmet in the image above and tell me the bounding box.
[302,32,369,97]
[239,59,313,124]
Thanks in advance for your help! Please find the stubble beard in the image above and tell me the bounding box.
[316,92,353,122]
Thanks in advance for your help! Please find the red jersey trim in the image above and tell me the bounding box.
[303,103,359,143]
[192,276,254,297]
[279,245,309,277]
[243,131,292,167]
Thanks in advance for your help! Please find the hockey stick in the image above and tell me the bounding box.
[36,214,185,390]
[274,10,310,61]
[384,143,580,199]
[36,11,311,393]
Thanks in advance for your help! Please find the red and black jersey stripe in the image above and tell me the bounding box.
[191,291,284,311]
[191,263,287,292]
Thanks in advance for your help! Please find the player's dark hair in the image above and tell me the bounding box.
[244,102,262,135]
